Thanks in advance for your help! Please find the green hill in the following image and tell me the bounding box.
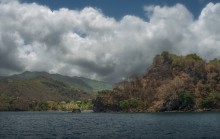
[78,77,113,92]
[0,76,94,111]
[94,52,220,112]
[0,72,112,111]
[8,71,112,93]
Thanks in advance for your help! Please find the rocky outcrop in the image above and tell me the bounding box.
[72,108,81,113]
[93,93,121,112]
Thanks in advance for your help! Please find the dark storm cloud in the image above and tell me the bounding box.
[72,58,115,76]
[0,32,24,74]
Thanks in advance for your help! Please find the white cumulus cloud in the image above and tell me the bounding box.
[0,1,220,82]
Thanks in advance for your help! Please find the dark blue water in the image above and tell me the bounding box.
[0,112,220,139]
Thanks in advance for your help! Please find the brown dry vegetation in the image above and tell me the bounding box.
[94,52,220,112]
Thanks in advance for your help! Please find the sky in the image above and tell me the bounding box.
[0,0,220,83]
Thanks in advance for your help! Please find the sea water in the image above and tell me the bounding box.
[0,112,220,138]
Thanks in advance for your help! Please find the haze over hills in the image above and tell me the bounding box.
[3,71,112,93]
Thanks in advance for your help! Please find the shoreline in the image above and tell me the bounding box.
[1,109,220,113]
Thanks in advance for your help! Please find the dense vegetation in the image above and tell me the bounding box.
[0,72,111,111]
[94,52,220,112]
[1,53,220,112]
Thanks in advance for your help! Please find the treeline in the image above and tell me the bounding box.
[94,52,220,112]
[0,95,93,111]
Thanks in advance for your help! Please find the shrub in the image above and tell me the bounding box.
[180,91,194,109]
[201,97,215,108]
[201,91,220,108]
[119,98,144,111]
[186,53,202,61]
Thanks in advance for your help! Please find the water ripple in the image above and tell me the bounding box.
[0,112,220,139]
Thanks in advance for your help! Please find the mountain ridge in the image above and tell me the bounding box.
[0,71,112,111]
[4,71,112,93]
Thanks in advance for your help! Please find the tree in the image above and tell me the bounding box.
[180,91,194,109]
[186,53,202,61]
[201,97,215,108]
[119,98,145,111]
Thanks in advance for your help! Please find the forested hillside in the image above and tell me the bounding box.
[94,52,220,112]
[0,72,111,111]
